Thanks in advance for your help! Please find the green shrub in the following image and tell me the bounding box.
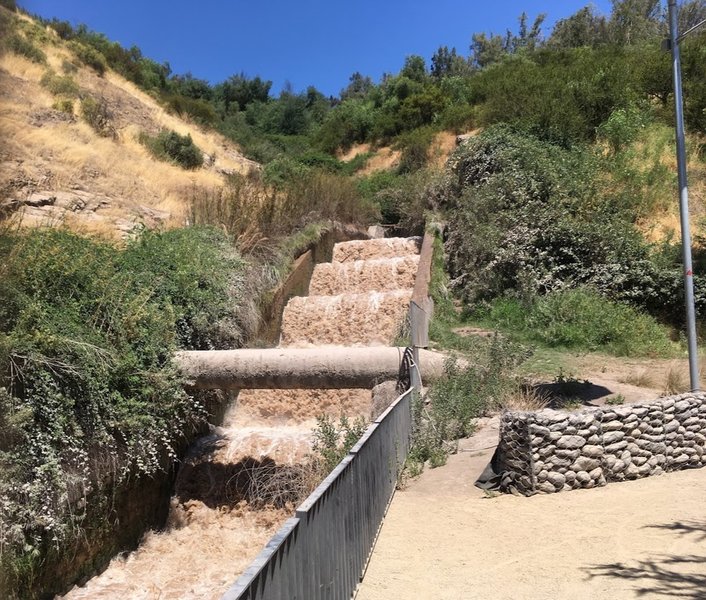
[315,99,375,153]
[69,41,107,75]
[139,129,203,170]
[476,288,675,357]
[4,33,46,63]
[262,156,310,187]
[312,415,367,473]
[163,93,217,125]
[471,46,643,144]
[40,70,79,97]
[529,289,674,356]
[80,96,116,138]
[438,103,475,133]
[395,126,435,174]
[341,151,372,175]
[442,125,652,303]
[597,104,650,154]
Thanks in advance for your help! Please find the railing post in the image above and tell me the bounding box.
[409,231,435,391]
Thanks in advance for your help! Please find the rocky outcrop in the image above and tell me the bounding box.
[2,189,170,235]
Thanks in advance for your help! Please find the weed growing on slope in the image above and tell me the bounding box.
[80,96,116,139]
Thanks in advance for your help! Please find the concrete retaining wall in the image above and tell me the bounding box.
[496,392,706,495]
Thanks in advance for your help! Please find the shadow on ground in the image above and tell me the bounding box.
[585,520,706,598]
[532,380,613,408]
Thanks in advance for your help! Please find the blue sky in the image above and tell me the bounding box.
[20,1,613,97]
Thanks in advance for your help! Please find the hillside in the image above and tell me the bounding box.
[0,9,258,237]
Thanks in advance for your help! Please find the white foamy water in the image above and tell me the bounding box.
[212,425,315,464]
[61,237,418,599]
[309,255,420,295]
[332,237,421,263]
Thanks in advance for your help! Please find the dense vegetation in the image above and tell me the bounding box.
[4,1,703,181]
[0,227,251,595]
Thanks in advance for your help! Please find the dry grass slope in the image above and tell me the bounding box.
[0,13,258,238]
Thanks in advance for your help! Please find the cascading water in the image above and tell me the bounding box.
[308,255,420,295]
[60,237,420,600]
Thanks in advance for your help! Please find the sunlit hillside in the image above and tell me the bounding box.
[0,9,258,237]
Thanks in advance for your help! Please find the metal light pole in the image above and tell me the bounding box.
[666,0,705,391]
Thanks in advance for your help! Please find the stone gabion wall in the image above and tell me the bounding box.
[496,412,534,493]
[496,392,706,495]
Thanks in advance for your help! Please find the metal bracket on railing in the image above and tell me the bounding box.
[397,346,415,394]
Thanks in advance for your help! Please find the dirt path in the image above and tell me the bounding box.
[356,419,706,600]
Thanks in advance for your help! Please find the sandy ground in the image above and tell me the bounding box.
[356,419,706,600]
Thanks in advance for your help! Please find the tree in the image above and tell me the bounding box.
[470,32,508,68]
[267,87,309,135]
[214,73,271,113]
[169,73,212,101]
[609,0,662,44]
[305,85,330,124]
[511,12,546,52]
[401,55,427,83]
[471,12,546,68]
[548,6,610,48]
[678,0,706,32]
[431,46,472,78]
[340,72,374,100]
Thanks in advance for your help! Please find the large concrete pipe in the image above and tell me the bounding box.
[175,346,451,390]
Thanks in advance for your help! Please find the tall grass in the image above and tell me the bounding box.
[189,170,379,253]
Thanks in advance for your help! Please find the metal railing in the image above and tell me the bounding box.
[222,385,415,600]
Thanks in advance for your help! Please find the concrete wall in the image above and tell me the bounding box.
[496,392,706,495]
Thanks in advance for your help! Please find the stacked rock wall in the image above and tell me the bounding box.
[496,392,706,495]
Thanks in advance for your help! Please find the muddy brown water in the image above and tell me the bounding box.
[60,238,420,600]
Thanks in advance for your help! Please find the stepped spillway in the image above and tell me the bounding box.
[280,290,412,347]
[332,237,421,262]
[61,237,419,600]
